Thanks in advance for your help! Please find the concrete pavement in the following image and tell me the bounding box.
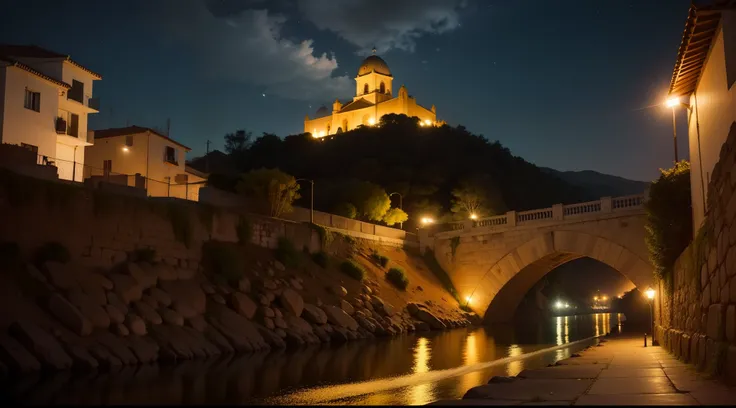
[428,334,736,405]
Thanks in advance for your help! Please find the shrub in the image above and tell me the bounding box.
[645,160,692,289]
[333,202,357,219]
[34,241,70,265]
[236,168,300,217]
[370,251,389,268]
[236,216,252,245]
[308,223,334,249]
[131,247,156,263]
[340,259,365,281]
[386,267,409,290]
[312,250,329,268]
[202,241,244,282]
[275,237,300,268]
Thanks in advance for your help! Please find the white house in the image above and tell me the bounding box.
[0,44,101,182]
[668,1,736,231]
[85,126,207,201]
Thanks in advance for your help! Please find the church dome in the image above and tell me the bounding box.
[315,106,329,117]
[358,55,391,76]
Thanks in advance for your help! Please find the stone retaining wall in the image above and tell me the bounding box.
[654,124,736,383]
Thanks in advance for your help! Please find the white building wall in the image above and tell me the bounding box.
[687,19,736,231]
[1,67,60,161]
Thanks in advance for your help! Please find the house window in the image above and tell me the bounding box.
[67,113,79,137]
[164,146,178,165]
[68,80,84,103]
[125,135,133,147]
[380,82,385,93]
[21,143,38,154]
[24,89,40,112]
[363,83,369,94]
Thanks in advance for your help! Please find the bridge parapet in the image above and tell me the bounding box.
[427,193,647,239]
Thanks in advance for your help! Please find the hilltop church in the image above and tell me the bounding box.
[304,50,439,137]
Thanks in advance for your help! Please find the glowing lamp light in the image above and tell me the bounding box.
[602,295,608,301]
[424,119,431,126]
[469,213,478,220]
[465,296,472,304]
[122,146,129,152]
[555,300,563,309]
[368,117,376,126]
[645,287,655,300]
[420,217,435,225]
[593,296,599,302]
[665,97,681,108]
[564,303,570,308]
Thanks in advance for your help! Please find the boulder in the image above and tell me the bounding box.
[237,278,251,293]
[174,302,198,319]
[59,340,98,370]
[125,314,147,336]
[127,336,159,364]
[329,285,348,297]
[160,307,184,326]
[160,280,207,315]
[416,309,446,330]
[211,294,226,305]
[0,333,42,373]
[201,282,216,295]
[203,325,235,354]
[362,285,372,295]
[133,301,163,325]
[176,268,196,280]
[88,343,123,368]
[109,274,143,304]
[274,261,286,271]
[148,287,172,307]
[97,332,138,364]
[341,299,355,316]
[113,323,130,336]
[285,315,314,337]
[8,321,73,370]
[313,325,330,342]
[356,316,376,333]
[187,315,208,332]
[147,325,194,360]
[260,307,276,319]
[105,304,126,325]
[141,294,159,309]
[279,288,304,317]
[330,326,349,343]
[150,263,178,281]
[48,293,93,336]
[255,324,287,349]
[68,289,111,329]
[264,317,275,330]
[322,305,359,331]
[230,292,257,319]
[371,296,395,317]
[78,274,109,305]
[274,316,288,329]
[290,278,303,291]
[43,261,78,290]
[275,328,286,338]
[106,292,129,314]
[406,302,427,317]
[274,308,283,318]
[206,304,269,353]
[123,262,157,289]
[302,304,328,325]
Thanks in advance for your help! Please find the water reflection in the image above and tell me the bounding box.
[2,313,624,405]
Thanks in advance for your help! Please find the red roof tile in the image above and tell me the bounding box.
[0,44,102,79]
[92,126,191,151]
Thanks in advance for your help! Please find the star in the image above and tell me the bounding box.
[262,93,266,97]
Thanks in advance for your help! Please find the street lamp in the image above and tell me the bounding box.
[469,213,478,220]
[420,217,434,225]
[296,178,314,224]
[645,287,656,346]
[389,192,403,230]
[665,96,693,163]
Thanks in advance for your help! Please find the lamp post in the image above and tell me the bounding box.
[296,178,314,224]
[389,192,403,229]
[666,96,694,163]
[645,287,656,346]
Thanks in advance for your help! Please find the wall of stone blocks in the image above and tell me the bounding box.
[655,121,736,384]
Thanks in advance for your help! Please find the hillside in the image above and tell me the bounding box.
[201,114,602,230]
[541,168,649,198]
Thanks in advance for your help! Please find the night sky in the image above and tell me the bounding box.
[0,0,692,181]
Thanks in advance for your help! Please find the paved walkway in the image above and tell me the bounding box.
[429,334,736,405]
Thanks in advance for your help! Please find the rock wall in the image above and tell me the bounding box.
[654,124,736,383]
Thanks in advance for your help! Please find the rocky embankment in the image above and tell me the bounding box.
[0,255,481,374]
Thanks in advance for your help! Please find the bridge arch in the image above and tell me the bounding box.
[464,230,653,323]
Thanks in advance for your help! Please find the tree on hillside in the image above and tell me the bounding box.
[237,168,300,218]
[345,180,391,222]
[450,175,507,219]
[332,202,357,219]
[382,207,409,226]
[224,130,253,155]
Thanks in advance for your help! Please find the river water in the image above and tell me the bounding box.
[3,313,623,405]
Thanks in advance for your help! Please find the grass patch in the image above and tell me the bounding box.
[386,267,409,290]
[423,249,461,303]
[131,247,156,263]
[308,223,334,249]
[311,250,329,268]
[34,241,70,265]
[340,259,365,281]
[370,250,390,268]
[275,237,300,268]
[202,241,244,282]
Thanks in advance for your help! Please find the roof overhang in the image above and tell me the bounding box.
[669,1,736,97]
[0,57,71,89]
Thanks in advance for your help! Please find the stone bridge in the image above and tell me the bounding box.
[418,194,653,323]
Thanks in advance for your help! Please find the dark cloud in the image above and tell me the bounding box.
[297,0,466,54]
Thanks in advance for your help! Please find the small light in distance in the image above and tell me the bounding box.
[645,287,655,300]
[469,213,478,220]
[555,300,563,309]
[368,117,376,126]
[465,296,472,304]
[122,146,129,152]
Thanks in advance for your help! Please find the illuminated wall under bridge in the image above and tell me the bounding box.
[419,194,653,323]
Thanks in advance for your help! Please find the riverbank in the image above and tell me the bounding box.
[433,333,736,405]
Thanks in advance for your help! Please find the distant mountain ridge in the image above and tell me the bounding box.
[541,168,650,199]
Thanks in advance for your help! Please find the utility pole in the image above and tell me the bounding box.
[205,140,211,173]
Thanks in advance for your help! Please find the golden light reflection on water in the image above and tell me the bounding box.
[407,337,434,405]
[556,316,563,345]
[459,332,484,400]
[564,316,569,344]
[594,313,600,337]
[506,344,523,376]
